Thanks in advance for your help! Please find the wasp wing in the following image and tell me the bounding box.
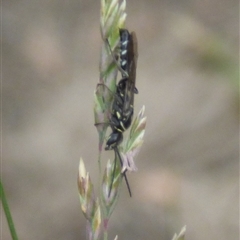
[122,31,138,117]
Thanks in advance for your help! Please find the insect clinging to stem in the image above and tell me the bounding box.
[105,28,138,197]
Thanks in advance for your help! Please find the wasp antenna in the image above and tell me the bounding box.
[114,147,132,197]
[108,150,117,198]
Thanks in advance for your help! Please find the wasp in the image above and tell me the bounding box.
[105,29,138,197]
[105,29,138,150]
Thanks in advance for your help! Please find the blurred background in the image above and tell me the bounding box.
[2,0,239,239]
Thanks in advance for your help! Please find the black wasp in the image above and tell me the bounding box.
[105,29,138,197]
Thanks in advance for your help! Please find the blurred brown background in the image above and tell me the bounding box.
[2,0,239,239]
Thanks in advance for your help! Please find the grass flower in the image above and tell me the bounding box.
[79,0,185,239]
[172,226,187,240]
[94,0,126,151]
[121,106,147,172]
[78,159,101,240]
